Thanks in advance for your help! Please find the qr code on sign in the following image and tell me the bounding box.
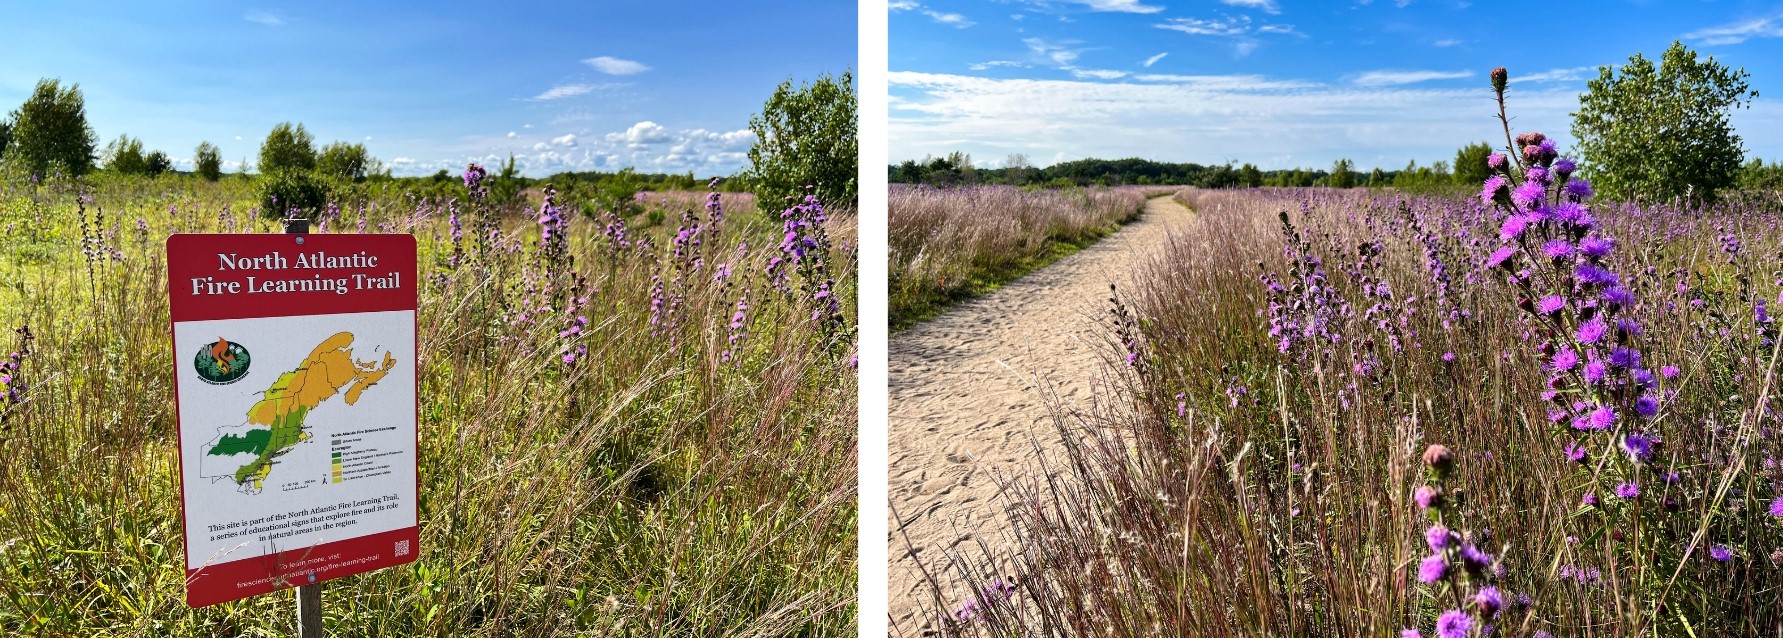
[394,539,410,557]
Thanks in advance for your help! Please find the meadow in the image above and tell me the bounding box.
[927,158,1783,633]
[887,185,1166,330]
[0,169,858,636]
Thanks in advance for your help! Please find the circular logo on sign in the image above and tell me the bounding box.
[195,337,251,385]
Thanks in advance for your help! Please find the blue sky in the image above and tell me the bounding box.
[890,0,1783,171]
[0,1,856,177]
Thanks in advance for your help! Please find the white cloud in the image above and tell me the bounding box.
[889,0,919,9]
[969,60,1032,71]
[382,123,761,178]
[244,11,285,25]
[923,9,974,27]
[582,56,650,75]
[1685,15,1783,45]
[551,133,578,147]
[1068,68,1129,80]
[1219,0,1280,14]
[233,136,242,141]
[1256,24,1297,35]
[523,124,534,129]
[1024,37,1085,65]
[1352,69,1473,87]
[1432,38,1462,47]
[1067,0,1164,13]
[507,131,518,138]
[1156,16,1251,36]
[1143,52,1168,67]
[532,84,597,100]
[1512,66,1596,84]
[887,70,1584,172]
[532,142,550,151]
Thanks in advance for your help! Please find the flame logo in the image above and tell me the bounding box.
[211,337,236,375]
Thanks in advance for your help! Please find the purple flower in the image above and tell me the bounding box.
[1565,441,1588,463]
[1632,368,1657,388]
[1403,630,1423,638]
[1624,433,1653,461]
[1488,152,1507,170]
[1554,157,1577,174]
[1542,239,1574,260]
[1486,246,1517,270]
[1427,525,1455,551]
[1603,287,1634,308]
[1554,201,1594,228]
[1608,346,1641,369]
[1576,263,1618,286]
[1414,485,1442,509]
[1583,493,1600,506]
[1636,395,1659,418]
[1473,586,1503,618]
[1770,495,1783,518]
[1511,180,1546,208]
[1526,165,1550,184]
[1564,177,1594,200]
[1661,365,1680,379]
[1710,545,1733,562]
[1615,481,1640,499]
[1460,544,1492,573]
[1537,295,1567,315]
[1579,236,1613,258]
[1551,347,1578,371]
[1577,316,1608,344]
[1418,554,1448,583]
[1436,609,1471,638]
[1480,175,1509,203]
[1500,214,1529,240]
[1586,405,1616,430]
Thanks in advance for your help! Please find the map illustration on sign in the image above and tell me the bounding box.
[199,332,397,494]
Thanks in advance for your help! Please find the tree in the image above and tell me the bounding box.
[746,70,857,208]
[1004,153,1031,185]
[1329,158,1356,189]
[316,141,371,181]
[1239,163,1263,188]
[0,117,11,158]
[1572,41,1756,204]
[1453,141,1493,185]
[102,134,147,174]
[2,78,98,176]
[194,141,223,181]
[144,150,172,177]
[258,122,317,174]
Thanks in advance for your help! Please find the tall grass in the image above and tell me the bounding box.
[888,185,1165,330]
[931,184,1783,636]
[0,171,857,636]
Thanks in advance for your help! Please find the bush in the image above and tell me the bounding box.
[256,170,330,217]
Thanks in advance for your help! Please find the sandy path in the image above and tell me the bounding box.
[887,194,1195,631]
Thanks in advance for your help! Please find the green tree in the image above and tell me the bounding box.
[194,141,223,181]
[317,141,372,181]
[144,150,172,176]
[1329,158,1356,188]
[0,117,11,157]
[1572,41,1756,204]
[2,78,98,176]
[1453,141,1494,185]
[1239,163,1262,188]
[102,134,146,174]
[258,122,317,174]
[490,153,523,204]
[1004,153,1032,185]
[746,70,857,208]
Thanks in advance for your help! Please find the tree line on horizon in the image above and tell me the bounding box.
[893,42,1783,204]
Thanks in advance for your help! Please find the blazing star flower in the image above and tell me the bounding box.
[1511,180,1546,208]
[1500,214,1529,240]
[1554,157,1577,175]
[1473,586,1503,618]
[1460,544,1492,573]
[1769,496,1783,518]
[1578,236,1613,258]
[1608,346,1641,369]
[1538,295,1567,315]
[1661,365,1681,379]
[1624,433,1654,461]
[1480,175,1509,203]
[1577,317,1608,344]
[1564,177,1594,200]
[1617,317,1643,336]
[1583,493,1600,506]
[1603,287,1635,308]
[1486,246,1517,270]
[1636,395,1659,417]
[1414,485,1442,509]
[1576,263,1618,287]
[1526,165,1550,184]
[1616,482,1640,499]
[1710,545,1733,562]
[1542,239,1574,260]
[1436,609,1471,638]
[1587,405,1617,430]
[1552,348,1579,370]
[1427,525,1455,551]
[1418,554,1449,583]
[1585,358,1610,383]
[1565,441,1588,463]
[1403,630,1423,638]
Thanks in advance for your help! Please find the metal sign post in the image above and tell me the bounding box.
[286,218,322,638]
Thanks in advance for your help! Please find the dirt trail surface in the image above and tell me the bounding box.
[887,194,1195,630]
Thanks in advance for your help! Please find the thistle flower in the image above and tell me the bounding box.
[1486,246,1516,270]
[1423,445,1454,474]
[1577,316,1608,344]
[1414,485,1443,509]
[1418,554,1448,583]
[1770,495,1783,518]
[1511,180,1545,208]
[1615,482,1640,499]
[1480,175,1509,204]
[1473,586,1503,618]
[1436,609,1471,638]
[1710,545,1733,562]
[1541,240,1573,260]
[1624,433,1654,461]
[1578,236,1613,259]
[1487,152,1507,171]
[1565,441,1588,463]
[1564,177,1594,200]
[1426,524,1455,551]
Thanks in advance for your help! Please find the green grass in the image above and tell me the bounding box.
[889,225,1117,331]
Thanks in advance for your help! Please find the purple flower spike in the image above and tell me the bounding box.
[1486,246,1517,270]
[1480,175,1509,203]
[1661,365,1681,379]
